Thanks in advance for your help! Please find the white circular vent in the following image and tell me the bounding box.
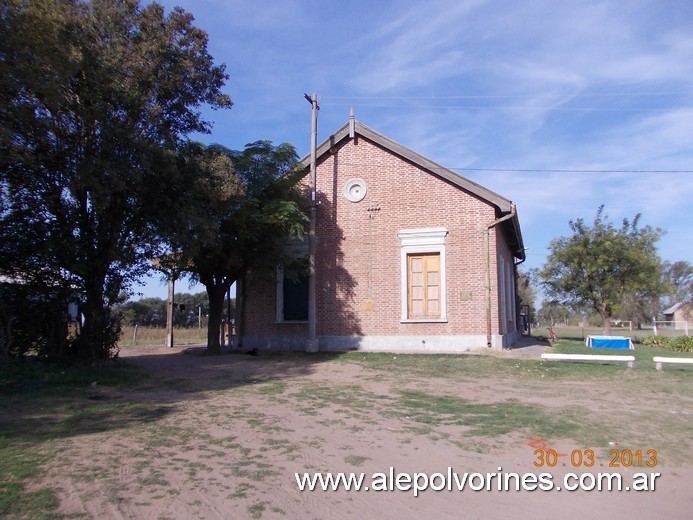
[343,178,368,202]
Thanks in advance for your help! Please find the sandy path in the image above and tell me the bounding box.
[40,345,692,519]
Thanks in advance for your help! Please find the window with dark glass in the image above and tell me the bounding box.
[281,272,309,321]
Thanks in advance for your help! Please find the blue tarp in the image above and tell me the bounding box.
[585,336,634,349]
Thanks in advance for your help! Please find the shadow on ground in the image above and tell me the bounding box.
[120,344,346,392]
[0,346,344,443]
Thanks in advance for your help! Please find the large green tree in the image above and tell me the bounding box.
[0,0,230,360]
[541,206,665,334]
[165,141,308,354]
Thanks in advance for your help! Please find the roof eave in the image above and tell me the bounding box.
[504,210,526,261]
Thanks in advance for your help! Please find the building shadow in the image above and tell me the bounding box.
[0,347,348,443]
[313,190,363,350]
[239,186,363,352]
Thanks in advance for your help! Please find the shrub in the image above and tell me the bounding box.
[643,335,693,352]
[0,283,75,359]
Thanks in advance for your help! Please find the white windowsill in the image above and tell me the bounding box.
[400,318,448,324]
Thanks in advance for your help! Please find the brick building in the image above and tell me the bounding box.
[240,116,525,352]
[661,302,692,330]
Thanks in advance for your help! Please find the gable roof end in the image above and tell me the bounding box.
[662,302,691,315]
[301,119,525,261]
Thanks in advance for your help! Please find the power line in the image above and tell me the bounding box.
[321,160,693,174]
[451,168,693,173]
[324,103,683,112]
[323,92,693,99]
[321,92,693,112]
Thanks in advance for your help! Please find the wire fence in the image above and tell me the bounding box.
[119,326,207,347]
[653,320,690,337]
[531,323,689,341]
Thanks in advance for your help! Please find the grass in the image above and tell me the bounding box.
[338,350,591,383]
[0,359,144,398]
[396,390,614,445]
[257,381,287,395]
[329,343,692,459]
[247,501,267,520]
[0,483,59,520]
[551,338,693,373]
[339,338,693,381]
[343,455,370,467]
[0,433,57,520]
[0,359,151,519]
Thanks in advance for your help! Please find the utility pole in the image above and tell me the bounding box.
[165,274,176,348]
[304,92,319,353]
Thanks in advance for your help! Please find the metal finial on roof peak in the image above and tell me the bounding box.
[349,108,355,138]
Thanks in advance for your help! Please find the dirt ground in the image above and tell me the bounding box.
[39,344,692,519]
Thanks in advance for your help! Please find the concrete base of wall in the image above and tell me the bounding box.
[242,333,519,353]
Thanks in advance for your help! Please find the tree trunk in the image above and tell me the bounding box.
[0,304,12,358]
[600,305,612,335]
[82,279,112,361]
[236,274,245,349]
[205,280,231,355]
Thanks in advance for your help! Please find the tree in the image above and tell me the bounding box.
[541,206,665,334]
[661,260,693,307]
[164,141,308,354]
[535,301,572,327]
[0,0,231,360]
[619,289,660,330]
[118,292,210,328]
[517,268,539,317]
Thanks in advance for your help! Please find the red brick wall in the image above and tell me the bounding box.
[243,135,510,342]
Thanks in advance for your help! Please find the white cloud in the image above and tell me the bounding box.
[348,0,486,92]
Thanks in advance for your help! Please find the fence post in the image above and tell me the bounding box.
[132,324,138,346]
[653,317,658,336]
[220,318,226,349]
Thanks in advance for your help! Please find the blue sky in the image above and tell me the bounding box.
[134,0,693,299]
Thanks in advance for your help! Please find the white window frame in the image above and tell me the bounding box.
[398,227,448,323]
